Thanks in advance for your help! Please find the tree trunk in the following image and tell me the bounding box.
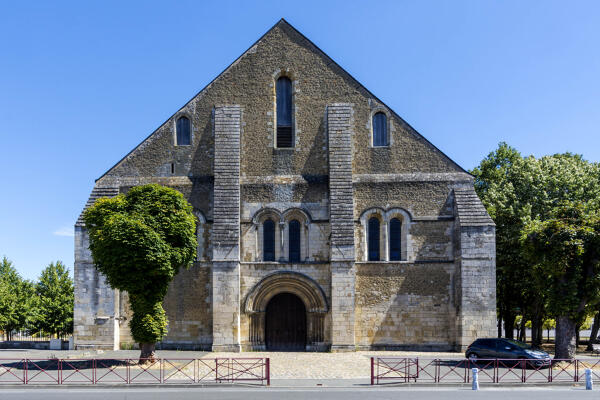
[139,342,157,364]
[555,316,577,359]
[586,312,600,351]
[532,316,542,347]
[504,312,515,339]
[498,313,503,338]
[519,319,526,342]
[576,328,580,348]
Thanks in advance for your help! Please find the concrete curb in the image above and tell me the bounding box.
[0,381,584,390]
[0,383,264,389]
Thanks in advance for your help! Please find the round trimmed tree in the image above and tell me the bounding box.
[83,184,197,362]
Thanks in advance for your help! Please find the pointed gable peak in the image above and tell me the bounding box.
[254,19,468,174]
[96,18,468,181]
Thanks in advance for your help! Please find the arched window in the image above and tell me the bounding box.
[263,219,276,261]
[276,76,293,148]
[176,116,191,146]
[195,222,202,261]
[289,219,301,262]
[194,222,200,262]
[368,217,380,261]
[372,112,387,147]
[389,218,402,261]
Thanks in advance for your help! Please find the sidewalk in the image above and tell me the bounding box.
[0,349,461,379]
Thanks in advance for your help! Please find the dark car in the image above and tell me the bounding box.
[465,338,551,366]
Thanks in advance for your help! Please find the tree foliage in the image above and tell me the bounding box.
[471,143,533,338]
[472,142,600,356]
[0,257,36,340]
[30,261,74,337]
[83,184,196,359]
[522,204,600,358]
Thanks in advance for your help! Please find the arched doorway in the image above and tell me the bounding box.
[265,293,307,351]
[245,271,327,351]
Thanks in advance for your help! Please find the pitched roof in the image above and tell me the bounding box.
[75,186,119,227]
[453,187,494,226]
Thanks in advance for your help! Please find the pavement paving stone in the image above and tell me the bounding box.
[3,349,600,381]
[0,349,460,379]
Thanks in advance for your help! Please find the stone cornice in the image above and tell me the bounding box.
[353,172,473,183]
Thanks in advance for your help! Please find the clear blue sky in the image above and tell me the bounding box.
[1,1,599,280]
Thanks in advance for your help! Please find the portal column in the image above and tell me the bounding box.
[211,105,242,352]
[327,103,356,351]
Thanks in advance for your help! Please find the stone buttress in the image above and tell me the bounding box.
[73,187,122,350]
[327,104,356,351]
[211,105,242,352]
[453,187,496,350]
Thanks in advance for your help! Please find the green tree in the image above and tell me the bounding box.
[471,143,530,339]
[30,261,74,337]
[83,184,197,362]
[522,204,600,358]
[472,144,600,346]
[0,257,36,340]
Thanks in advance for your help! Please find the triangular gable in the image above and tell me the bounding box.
[97,18,468,181]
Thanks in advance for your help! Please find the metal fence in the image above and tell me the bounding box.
[371,357,600,385]
[1,331,70,342]
[0,357,270,385]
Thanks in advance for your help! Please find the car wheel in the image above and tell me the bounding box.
[468,353,479,362]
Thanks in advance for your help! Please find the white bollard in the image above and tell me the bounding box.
[585,368,593,390]
[472,368,479,390]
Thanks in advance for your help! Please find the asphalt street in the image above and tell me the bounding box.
[0,387,597,400]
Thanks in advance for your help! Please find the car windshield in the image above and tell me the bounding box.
[504,339,532,350]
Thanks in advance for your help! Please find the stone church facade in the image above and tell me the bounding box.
[74,19,496,352]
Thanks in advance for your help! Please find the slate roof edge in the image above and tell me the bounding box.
[453,187,495,226]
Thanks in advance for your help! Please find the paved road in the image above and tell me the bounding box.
[0,387,597,400]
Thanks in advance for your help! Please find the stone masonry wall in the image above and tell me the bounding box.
[353,181,461,219]
[73,226,119,349]
[409,221,454,262]
[98,21,464,185]
[160,263,212,350]
[455,225,497,350]
[355,262,456,350]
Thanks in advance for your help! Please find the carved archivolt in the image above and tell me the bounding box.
[245,271,328,350]
[244,271,328,314]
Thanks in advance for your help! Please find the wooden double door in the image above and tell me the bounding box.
[265,293,307,351]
